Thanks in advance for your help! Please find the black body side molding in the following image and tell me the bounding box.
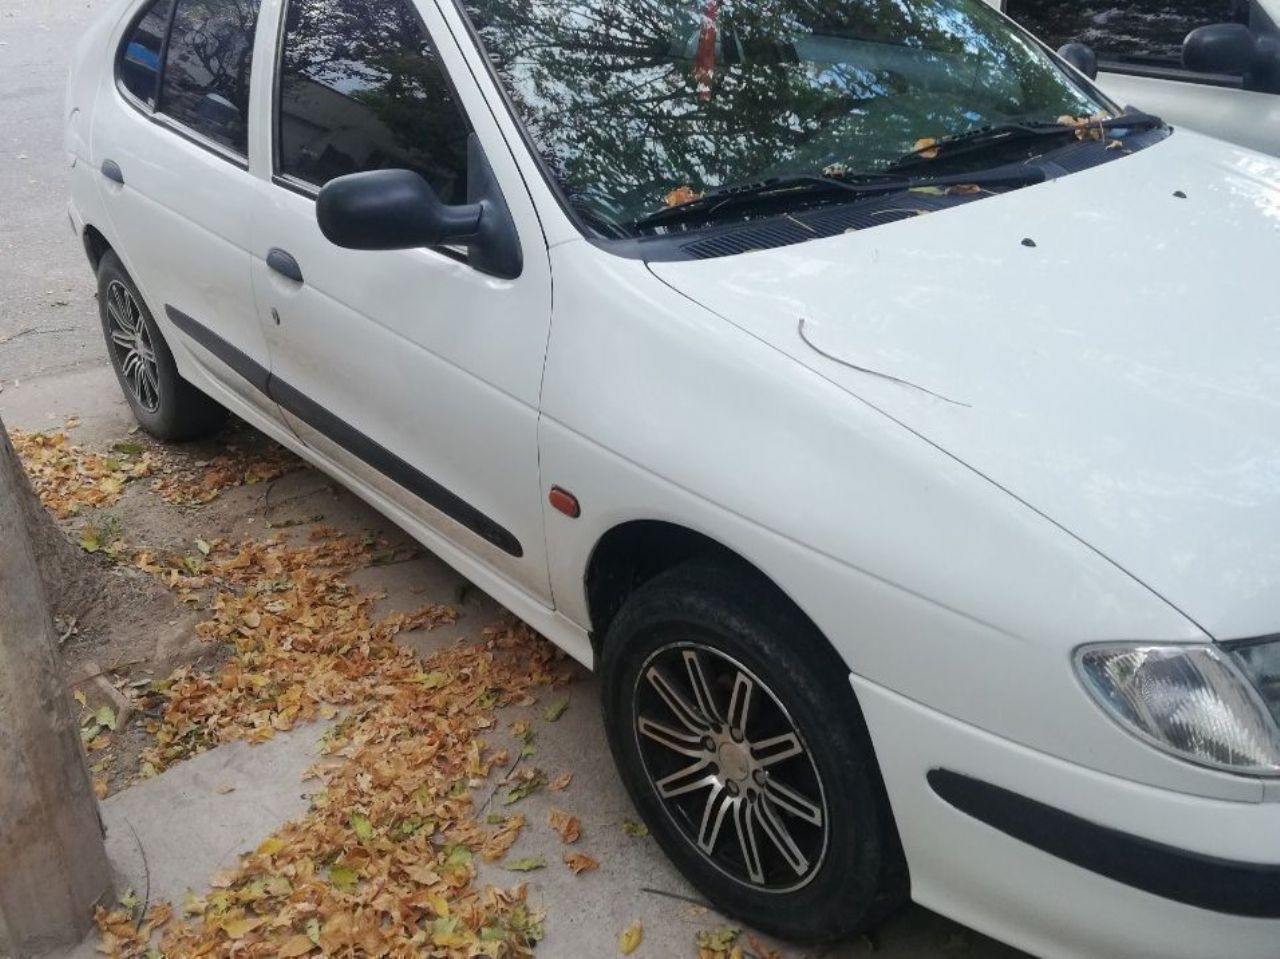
[928,768,1280,918]
[164,306,522,558]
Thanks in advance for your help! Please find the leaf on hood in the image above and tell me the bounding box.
[665,185,702,208]
[912,137,940,159]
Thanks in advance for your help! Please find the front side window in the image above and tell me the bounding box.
[462,0,1114,238]
[1004,0,1251,68]
[119,0,173,107]
[276,0,472,203]
[160,0,261,155]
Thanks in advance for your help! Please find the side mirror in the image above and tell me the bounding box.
[318,169,481,250]
[1057,42,1099,80]
[316,135,522,280]
[1183,23,1257,74]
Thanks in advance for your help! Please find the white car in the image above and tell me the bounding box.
[996,0,1280,155]
[66,0,1280,955]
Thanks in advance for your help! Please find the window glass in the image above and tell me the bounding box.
[160,0,261,155]
[276,0,472,202]
[462,0,1109,237]
[1004,0,1250,67]
[119,0,174,107]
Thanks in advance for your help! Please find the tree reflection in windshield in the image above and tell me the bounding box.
[463,0,1108,235]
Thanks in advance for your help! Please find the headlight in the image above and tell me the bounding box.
[1075,642,1280,776]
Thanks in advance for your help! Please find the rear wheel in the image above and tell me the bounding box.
[97,251,225,440]
[601,558,907,943]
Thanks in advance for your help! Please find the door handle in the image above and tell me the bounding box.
[266,248,304,284]
[100,159,124,185]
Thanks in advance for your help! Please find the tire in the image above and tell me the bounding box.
[601,557,907,943]
[97,251,226,441]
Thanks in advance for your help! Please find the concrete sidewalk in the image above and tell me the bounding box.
[4,365,1021,959]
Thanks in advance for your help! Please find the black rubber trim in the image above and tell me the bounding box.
[928,768,1280,918]
[268,377,522,556]
[166,305,270,394]
[164,305,522,557]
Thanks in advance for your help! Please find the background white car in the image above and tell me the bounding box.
[997,0,1280,155]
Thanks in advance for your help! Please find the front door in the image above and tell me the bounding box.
[1001,0,1280,156]
[248,0,554,601]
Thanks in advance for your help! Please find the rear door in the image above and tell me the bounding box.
[92,0,284,426]
[1001,0,1280,156]
[247,0,555,601]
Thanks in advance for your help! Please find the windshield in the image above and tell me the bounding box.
[462,0,1114,238]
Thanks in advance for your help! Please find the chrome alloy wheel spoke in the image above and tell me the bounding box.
[633,642,830,892]
[106,281,160,412]
[646,664,715,735]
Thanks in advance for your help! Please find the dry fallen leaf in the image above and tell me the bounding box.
[548,772,573,791]
[912,137,940,159]
[620,919,643,955]
[664,185,702,207]
[548,807,581,843]
[563,852,599,875]
[748,932,783,959]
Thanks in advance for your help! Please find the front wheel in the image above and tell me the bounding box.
[600,559,907,943]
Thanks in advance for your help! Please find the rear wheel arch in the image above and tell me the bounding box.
[82,225,112,271]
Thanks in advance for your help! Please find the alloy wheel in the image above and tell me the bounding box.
[632,642,830,893]
[105,280,160,412]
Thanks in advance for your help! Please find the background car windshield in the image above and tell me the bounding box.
[463,0,1109,236]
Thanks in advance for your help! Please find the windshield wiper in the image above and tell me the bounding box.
[885,111,1166,172]
[634,167,1045,231]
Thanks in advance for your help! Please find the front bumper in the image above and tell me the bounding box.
[854,674,1280,959]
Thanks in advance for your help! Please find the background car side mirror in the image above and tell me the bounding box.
[1183,23,1280,91]
[316,135,522,280]
[1057,42,1098,80]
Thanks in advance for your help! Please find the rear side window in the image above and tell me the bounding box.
[275,0,472,203]
[160,0,261,155]
[117,0,260,157]
[119,0,173,107]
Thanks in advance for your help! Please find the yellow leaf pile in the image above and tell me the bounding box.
[98,527,574,956]
[148,440,300,506]
[10,429,154,517]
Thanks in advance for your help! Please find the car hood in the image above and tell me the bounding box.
[649,131,1280,640]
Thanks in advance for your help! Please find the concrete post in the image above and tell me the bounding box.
[0,419,112,955]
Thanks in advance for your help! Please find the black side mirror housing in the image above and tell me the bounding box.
[1183,22,1258,74]
[1057,42,1099,80]
[1183,22,1280,93]
[316,134,523,280]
